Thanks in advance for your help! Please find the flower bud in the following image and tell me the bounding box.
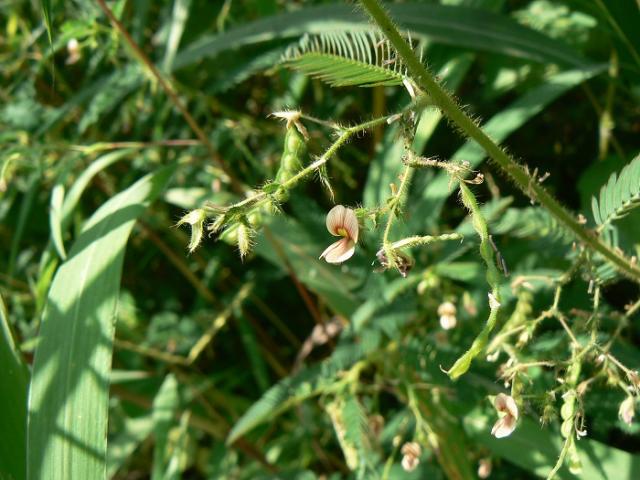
[437,301,457,330]
[478,458,492,479]
[66,38,81,65]
[619,396,635,426]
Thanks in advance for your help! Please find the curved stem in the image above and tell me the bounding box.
[358,0,640,283]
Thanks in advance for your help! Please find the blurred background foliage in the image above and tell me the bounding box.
[1,0,640,479]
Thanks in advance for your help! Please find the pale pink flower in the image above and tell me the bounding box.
[478,458,492,478]
[491,393,519,438]
[320,205,359,264]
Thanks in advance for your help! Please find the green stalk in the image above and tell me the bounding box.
[358,0,640,283]
[447,183,502,379]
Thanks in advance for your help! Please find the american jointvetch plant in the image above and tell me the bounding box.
[8,0,640,478]
[174,2,640,477]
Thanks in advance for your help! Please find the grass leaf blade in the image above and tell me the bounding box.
[27,165,175,480]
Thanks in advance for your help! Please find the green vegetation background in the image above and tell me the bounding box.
[2,0,640,479]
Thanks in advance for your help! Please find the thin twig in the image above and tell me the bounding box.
[95,0,243,192]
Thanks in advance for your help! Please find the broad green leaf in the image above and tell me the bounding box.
[465,411,640,479]
[0,295,29,480]
[363,125,404,209]
[174,3,594,71]
[27,165,175,480]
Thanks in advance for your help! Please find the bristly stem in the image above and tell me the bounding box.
[221,97,430,215]
[358,0,640,283]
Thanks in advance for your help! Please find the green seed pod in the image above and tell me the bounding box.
[286,125,304,153]
[560,395,575,421]
[561,418,573,438]
[280,153,299,174]
[567,442,582,474]
[248,209,263,228]
[275,127,306,184]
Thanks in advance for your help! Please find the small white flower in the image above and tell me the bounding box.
[320,205,359,264]
[66,38,81,65]
[400,442,421,472]
[271,110,309,139]
[619,396,635,426]
[491,393,519,438]
[437,301,457,330]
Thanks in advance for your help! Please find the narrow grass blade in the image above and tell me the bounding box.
[49,183,66,260]
[152,375,180,480]
[27,165,175,480]
[174,3,593,71]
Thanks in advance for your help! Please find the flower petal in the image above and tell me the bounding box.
[342,207,359,243]
[320,238,355,264]
[491,415,517,438]
[494,393,519,419]
[326,205,347,236]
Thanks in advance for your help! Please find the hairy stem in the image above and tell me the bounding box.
[358,0,640,283]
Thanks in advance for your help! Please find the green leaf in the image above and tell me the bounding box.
[0,295,29,480]
[107,415,154,478]
[61,150,132,230]
[152,375,180,480]
[465,411,640,479]
[227,366,323,445]
[163,0,192,72]
[363,125,404,209]
[49,183,66,259]
[41,0,53,44]
[27,165,175,480]
[591,153,640,227]
[283,31,406,87]
[174,3,594,71]
[227,344,363,444]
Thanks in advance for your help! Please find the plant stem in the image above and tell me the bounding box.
[226,106,423,214]
[358,0,640,283]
